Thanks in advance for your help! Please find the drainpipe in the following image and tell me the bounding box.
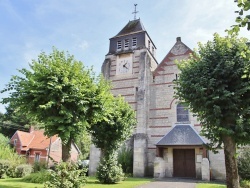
[47,137,52,168]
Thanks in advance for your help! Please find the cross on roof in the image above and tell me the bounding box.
[132,4,138,20]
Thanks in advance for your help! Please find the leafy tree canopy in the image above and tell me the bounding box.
[90,94,136,154]
[1,48,114,161]
[229,0,250,34]
[175,34,250,149]
[175,34,250,188]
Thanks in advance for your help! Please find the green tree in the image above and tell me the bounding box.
[90,94,136,183]
[1,48,109,162]
[90,95,136,156]
[0,102,34,138]
[175,34,250,188]
[75,130,91,160]
[229,0,250,34]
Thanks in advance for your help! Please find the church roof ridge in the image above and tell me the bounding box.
[112,19,146,38]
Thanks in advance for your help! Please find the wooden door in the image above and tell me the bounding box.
[173,149,196,178]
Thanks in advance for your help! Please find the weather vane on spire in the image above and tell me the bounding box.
[132,4,138,20]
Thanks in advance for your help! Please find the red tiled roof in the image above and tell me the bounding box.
[17,130,58,150]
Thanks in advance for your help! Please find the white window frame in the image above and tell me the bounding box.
[124,39,129,49]
[132,37,137,48]
[117,41,122,51]
[148,40,151,51]
[13,139,17,146]
[35,153,40,162]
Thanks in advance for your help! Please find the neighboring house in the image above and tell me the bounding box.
[89,18,226,181]
[10,128,80,166]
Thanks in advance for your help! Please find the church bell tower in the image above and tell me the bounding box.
[101,13,158,176]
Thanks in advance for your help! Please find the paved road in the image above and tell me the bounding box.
[136,178,197,188]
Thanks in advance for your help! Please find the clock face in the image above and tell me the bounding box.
[171,43,188,55]
[117,58,132,74]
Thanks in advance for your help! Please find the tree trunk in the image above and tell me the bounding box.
[62,139,72,162]
[222,134,239,188]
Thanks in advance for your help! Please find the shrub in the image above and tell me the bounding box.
[96,153,124,184]
[33,161,47,172]
[22,170,51,184]
[44,162,87,188]
[0,160,16,178]
[15,164,33,178]
[238,147,250,180]
[118,146,133,174]
[240,180,250,188]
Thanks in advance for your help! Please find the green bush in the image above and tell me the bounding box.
[33,161,47,172]
[118,146,133,174]
[0,160,16,178]
[15,164,33,178]
[22,170,51,184]
[240,180,250,188]
[96,153,124,184]
[44,162,87,188]
[238,148,250,180]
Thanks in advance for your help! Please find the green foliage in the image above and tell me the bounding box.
[75,130,91,160]
[22,170,51,184]
[96,153,124,184]
[90,95,136,153]
[0,133,26,177]
[238,147,250,180]
[240,179,250,188]
[0,102,34,138]
[228,0,250,34]
[175,34,250,149]
[15,164,33,178]
[44,162,87,188]
[33,161,48,173]
[0,160,16,178]
[0,160,32,179]
[1,47,117,161]
[117,146,133,174]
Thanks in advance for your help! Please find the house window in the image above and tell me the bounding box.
[124,39,129,49]
[13,139,17,146]
[152,46,155,56]
[132,37,137,47]
[177,103,189,122]
[148,40,151,51]
[35,153,40,162]
[117,41,122,50]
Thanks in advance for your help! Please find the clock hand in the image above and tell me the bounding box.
[123,63,128,69]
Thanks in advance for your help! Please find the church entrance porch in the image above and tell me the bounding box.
[173,149,196,178]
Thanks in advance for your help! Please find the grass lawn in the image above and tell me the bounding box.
[196,183,226,188]
[85,177,153,188]
[0,177,152,188]
[0,178,43,188]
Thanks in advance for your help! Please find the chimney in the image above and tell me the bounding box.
[176,37,181,42]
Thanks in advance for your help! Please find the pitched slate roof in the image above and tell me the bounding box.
[113,19,145,38]
[156,125,206,146]
[16,130,58,150]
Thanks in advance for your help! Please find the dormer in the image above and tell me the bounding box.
[107,19,157,57]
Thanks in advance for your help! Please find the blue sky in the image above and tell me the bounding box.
[0,0,249,113]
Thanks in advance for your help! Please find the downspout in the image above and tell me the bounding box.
[47,137,52,167]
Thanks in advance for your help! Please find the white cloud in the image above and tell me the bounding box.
[78,40,89,51]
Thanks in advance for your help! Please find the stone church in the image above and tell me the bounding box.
[89,18,226,180]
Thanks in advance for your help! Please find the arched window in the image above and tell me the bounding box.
[177,103,189,123]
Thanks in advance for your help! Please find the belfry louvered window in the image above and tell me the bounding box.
[117,41,122,50]
[124,39,129,49]
[132,37,137,47]
[177,103,189,122]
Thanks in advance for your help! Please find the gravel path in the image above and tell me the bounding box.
[135,178,197,188]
